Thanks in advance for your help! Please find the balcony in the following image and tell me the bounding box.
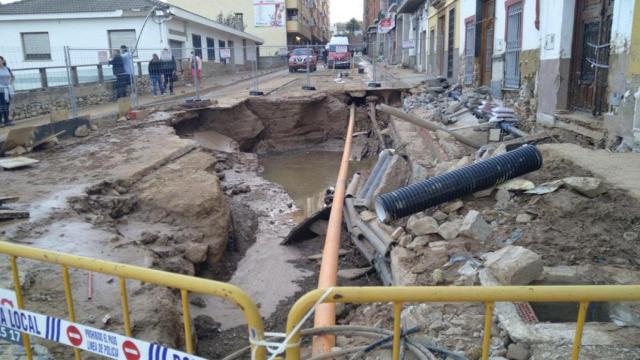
[397,0,427,13]
[287,20,301,32]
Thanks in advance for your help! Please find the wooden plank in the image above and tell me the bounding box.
[0,209,30,220]
[0,157,40,169]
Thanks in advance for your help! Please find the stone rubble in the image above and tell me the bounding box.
[484,246,543,285]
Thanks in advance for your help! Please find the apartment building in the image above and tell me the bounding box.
[167,0,330,55]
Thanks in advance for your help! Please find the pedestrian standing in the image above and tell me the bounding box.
[109,49,127,98]
[160,48,176,96]
[190,51,202,83]
[120,45,133,95]
[148,54,164,97]
[0,56,16,127]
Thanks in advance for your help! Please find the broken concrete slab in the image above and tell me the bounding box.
[459,210,492,242]
[407,216,439,235]
[0,156,39,169]
[406,235,431,250]
[4,146,27,156]
[438,221,459,240]
[484,246,543,285]
[495,189,511,208]
[563,177,606,198]
[337,267,372,280]
[432,210,449,222]
[516,213,534,223]
[74,125,90,137]
[525,180,564,195]
[507,343,530,360]
[442,200,464,214]
[499,179,536,192]
[184,242,209,264]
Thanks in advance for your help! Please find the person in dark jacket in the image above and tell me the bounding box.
[160,48,177,96]
[148,54,165,97]
[109,49,127,98]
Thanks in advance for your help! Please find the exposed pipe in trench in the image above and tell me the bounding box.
[312,103,357,355]
[376,103,484,149]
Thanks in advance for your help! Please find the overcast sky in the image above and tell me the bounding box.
[330,1,363,24]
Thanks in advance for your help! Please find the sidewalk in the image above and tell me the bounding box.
[0,67,284,141]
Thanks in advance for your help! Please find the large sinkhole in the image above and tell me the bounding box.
[168,93,392,356]
[172,93,390,223]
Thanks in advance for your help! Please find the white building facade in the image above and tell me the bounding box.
[0,0,263,89]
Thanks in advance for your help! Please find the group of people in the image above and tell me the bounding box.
[0,55,15,127]
[110,45,177,98]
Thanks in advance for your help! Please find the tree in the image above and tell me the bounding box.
[346,18,362,34]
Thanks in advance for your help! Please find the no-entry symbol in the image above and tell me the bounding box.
[66,325,83,346]
[122,340,141,360]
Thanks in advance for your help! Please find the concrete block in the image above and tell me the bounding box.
[459,210,493,242]
[484,246,543,285]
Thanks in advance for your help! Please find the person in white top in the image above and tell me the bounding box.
[0,55,15,127]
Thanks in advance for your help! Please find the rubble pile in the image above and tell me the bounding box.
[404,80,493,126]
[342,96,640,359]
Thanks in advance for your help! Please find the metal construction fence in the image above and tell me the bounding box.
[0,45,291,123]
[1,240,640,360]
[0,43,379,124]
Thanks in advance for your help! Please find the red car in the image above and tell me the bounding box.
[288,48,318,72]
[327,44,353,69]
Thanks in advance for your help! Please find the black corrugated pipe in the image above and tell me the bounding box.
[375,145,543,222]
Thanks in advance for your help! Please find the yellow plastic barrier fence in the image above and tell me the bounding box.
[0,241,266,360]
[285,285,640,360]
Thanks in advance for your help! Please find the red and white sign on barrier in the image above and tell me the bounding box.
[0,295,206,360]
[0,288,22,345]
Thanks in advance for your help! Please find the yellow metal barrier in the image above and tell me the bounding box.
[285,285,640,360]
[0,241,266,360]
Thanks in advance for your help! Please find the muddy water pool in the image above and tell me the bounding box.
[260,150,374,223]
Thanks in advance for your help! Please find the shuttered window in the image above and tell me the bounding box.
[464,20,475,85]
[206,37,216,61]
[21,32,51,60]
[447,8,455,78]
[504,2,523,89]
[108,30,136,51]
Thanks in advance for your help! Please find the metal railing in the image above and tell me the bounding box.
[0,241,267,360]
[285,285,640,360]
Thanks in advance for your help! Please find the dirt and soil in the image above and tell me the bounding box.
[0,81,390,359]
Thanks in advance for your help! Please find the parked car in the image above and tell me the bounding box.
[288,48,318,72]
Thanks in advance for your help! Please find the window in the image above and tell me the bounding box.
[580,22,600,82]
[206,37,216,60]
[218,40,227,63]
[21,32,51,60]
[504,2,523,89]
[447,8,455,78]
[464,19,475,85]
[287,9,298,21]
[108,30,136,51]
[192,34,202,57]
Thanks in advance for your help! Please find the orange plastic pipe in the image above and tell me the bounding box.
[312,103,356,355]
